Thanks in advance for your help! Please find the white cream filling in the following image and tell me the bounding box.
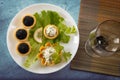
[46,26,57,37]
[42,47,56,63]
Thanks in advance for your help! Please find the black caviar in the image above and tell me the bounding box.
[16,29,27,40]
[23,16,34,26]
[18,43,29,54]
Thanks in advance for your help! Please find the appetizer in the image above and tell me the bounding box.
[14,28,29,41]
[44,25,59,39]
[22,14,36,29]
[16,42,31,56]
[37,42,56,66]
[37,42,65,66]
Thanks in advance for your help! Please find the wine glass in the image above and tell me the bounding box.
[85,20,120,57]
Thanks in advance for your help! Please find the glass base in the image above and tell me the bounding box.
[85,40,100,57]
[85,40,115,57]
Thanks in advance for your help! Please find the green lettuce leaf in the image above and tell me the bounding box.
[23,38,40,68]
[62,52,72,61]
[54,43,64,53]
[29,13,42,37]
[59,31,70,43]
[39,10,64,27]
[58,23,77,34]
[51,43,71,64]
[51,53,62,64]
[51,43,63,64]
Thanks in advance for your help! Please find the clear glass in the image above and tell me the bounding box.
[85,20,120,57]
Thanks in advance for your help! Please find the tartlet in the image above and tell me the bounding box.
[37,42,56,66]
[22,14,36,29]
[14,28,29,41]
[16,42,31,56]
[44,25,59,39]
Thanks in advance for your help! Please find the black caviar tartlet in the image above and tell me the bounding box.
[16,42,31,56]
[14,28,29,41]
[22,14,36,29]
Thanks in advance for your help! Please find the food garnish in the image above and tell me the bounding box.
[34,27,43,43]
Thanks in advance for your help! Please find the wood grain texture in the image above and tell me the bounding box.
[71,0,120,76]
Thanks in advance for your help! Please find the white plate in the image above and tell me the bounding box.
[7,3,79,74]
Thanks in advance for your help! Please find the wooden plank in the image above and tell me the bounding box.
[71,0,120,76]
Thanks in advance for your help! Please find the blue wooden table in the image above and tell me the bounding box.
[0,0,120,80]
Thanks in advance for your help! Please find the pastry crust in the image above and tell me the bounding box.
[44,25,59,39]
[22,14,36,29]
[14,28,29,42]
[16,42,31,56]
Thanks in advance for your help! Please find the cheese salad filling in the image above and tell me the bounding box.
[46,26,57,37]
[42,47,56,64]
